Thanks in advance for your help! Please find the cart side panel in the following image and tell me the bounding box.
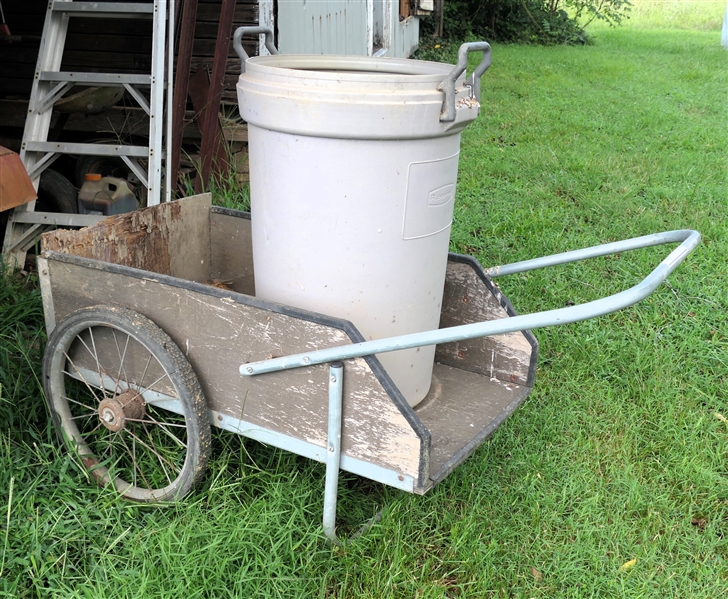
[209,207,255,296]
[37,257,56,335]
[206,209,538,388]
[44,255,423,481]
[436,258,538,387]
[41,194,212,284]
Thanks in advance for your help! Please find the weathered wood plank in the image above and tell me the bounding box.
[41,194,212,283]
[209,208,255,296]
[44,256,424,479]
[436,260,537,387]
[196,3,256,22]
[206,210,536,388]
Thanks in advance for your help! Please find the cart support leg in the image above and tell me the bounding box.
[323,362,344,543]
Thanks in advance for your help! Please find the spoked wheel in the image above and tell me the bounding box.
[43,306,211,502]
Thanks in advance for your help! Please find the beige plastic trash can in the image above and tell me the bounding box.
[236,33,491,406]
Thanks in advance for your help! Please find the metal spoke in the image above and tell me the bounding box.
[61,394,97,414]
[69,412,97,421]
[63,351,103,404]
[87,327,107,398]
[138,354,153,394]
[123,427,180,478]
[77,420,104,440]
[138,370,173,399]
[119,432,153,491]
[95,447,125,481]
[62,369,107,393]
[99,428,121,455]
[143,421,173,486]
[74,332,109,400]
[132,435,137,488]
[112,330,132,396]
[126,414,187,448]
[126,417,188,429]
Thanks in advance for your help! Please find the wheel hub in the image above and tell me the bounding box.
[98,390,145,432]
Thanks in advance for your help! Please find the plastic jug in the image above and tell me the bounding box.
[77,174,138,216]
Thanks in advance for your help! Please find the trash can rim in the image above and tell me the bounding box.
[243,54,457,84]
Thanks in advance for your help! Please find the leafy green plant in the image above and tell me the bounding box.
[565,0,633,27]
[419,0,632,45]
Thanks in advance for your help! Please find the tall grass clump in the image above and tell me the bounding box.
[0,268,45,433]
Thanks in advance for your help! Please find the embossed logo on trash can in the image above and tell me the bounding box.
[403,153,459,240]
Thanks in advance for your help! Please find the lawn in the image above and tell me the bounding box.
[1,2,726,597]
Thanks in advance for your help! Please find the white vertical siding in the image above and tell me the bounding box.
[277,0,369,55]
[275,0,419,58]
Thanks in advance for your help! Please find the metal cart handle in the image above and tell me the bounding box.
[233,26,279,74]
[240,229,701,376]
[438,42,492,123]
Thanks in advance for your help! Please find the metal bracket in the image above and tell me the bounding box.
[323,362,344,543]
[25,151,60,181]
[121,156,149,188]
[123,83,151,115]
[35,80,73,113]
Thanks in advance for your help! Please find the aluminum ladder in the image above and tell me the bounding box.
[2,0,173,270]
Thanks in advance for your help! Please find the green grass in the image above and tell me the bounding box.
[600,0,726,31]
[2,4,727,596]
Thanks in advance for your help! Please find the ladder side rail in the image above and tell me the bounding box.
[20,2,73,179]
[147,0,167,206]
[4,1,72,269]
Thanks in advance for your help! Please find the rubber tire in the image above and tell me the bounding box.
[43,305,211,502]
[37,169,77,214]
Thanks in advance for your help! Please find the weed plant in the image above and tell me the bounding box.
[1,2,726,596]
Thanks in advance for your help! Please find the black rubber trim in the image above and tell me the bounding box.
[445,252,539,388]
[44,249,433,490]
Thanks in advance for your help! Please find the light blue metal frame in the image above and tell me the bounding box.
[240,230,700,376]
[323,362,344,542]
[239,229,700,543]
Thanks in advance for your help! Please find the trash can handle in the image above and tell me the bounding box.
[233,26,279,74]
[438,42,492,123]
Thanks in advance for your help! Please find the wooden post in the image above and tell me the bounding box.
[195,0,236,193]
[169,0,199,197]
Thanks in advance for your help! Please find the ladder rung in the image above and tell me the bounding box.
[25,141,148,158]
[39,72,152,86]
[51,2,154,18]
[11,212,106,227]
